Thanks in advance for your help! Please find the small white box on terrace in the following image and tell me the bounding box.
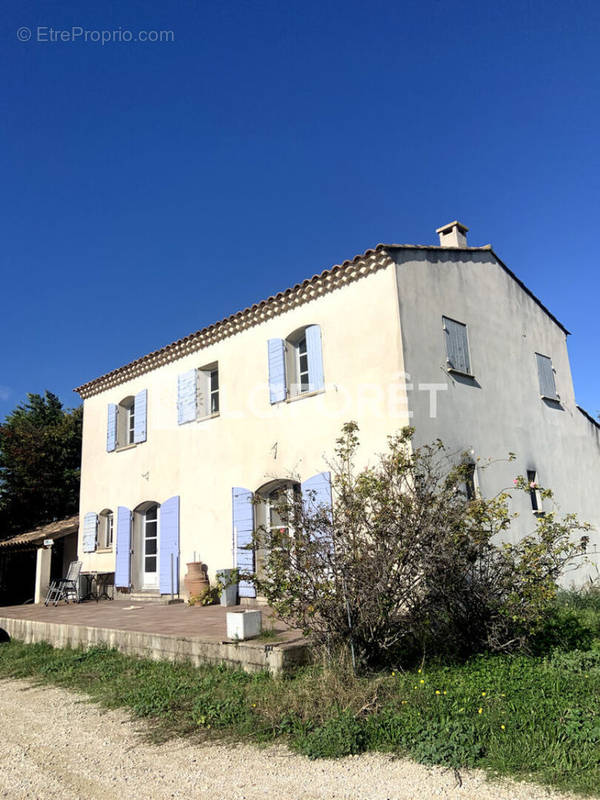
[226,610,262,640]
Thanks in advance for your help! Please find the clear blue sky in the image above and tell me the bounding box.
[2,0,599,419]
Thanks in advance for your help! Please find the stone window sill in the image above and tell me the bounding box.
[197,412,220,423]
[115,443,137,453]
[447,367,475,380]
[285,388,325,404]
[541,394,561,404]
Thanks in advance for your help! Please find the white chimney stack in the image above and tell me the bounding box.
[436,220,468,248]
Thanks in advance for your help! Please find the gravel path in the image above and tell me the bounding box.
[0,679,585,800]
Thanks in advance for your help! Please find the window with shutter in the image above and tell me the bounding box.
[115,396,135,447]
[268,339,287,404]
[232,487,256,598]
[115,506,132,588]
[198,362,220,418]
[443,317,471,375]
[159,496,180,595]
[283,325,325,399]
[179,364,219,423]
[133,389,147,443]
[107,404,117,452]
[98,509,114,549]
[535,353,558,400]
[177,369,198,424]
[301,471,332,540]
[82,512,98,553]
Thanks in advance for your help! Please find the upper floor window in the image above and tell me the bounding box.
[98,509,114,549]
[535,353,559,401]
[268,324,324,404]
[177,362,220,425]
[106,390,147,452]
[209,365,220,414]
[443,316,472,376]
[287,329,311,396]
[118,396,135,446]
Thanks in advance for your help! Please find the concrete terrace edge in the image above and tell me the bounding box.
[0,615,309,674]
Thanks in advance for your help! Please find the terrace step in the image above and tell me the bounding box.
[126,592,183,605]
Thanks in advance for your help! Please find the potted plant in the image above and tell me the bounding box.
[216,568,239,607]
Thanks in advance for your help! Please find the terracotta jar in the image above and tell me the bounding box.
[184,562,209,601]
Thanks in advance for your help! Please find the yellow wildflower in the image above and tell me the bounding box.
[501,724,506,730]
[478,707,483,714]
[391,671,396,677]
[481,691,486,697]
[420,679,425,684]
[443,691,447,695]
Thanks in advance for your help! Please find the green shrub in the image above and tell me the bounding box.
[530,607,594,654]
[254,423,590,670]
[546,648,600,674]
[295,711,365,758]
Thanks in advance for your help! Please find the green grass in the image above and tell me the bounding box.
[1,591,599,796]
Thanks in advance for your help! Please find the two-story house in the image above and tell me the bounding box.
[75,221,600,599]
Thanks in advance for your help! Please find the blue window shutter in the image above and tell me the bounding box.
[267,338,287,404]
[82,512,98,553]
[159,496,180,595]
[115,506,131,588]
[134,389,147,443]
[232,487,255,598]
[536,353,557,398]
[177,370,197,424]
[107,404,117,452]
[443,317,471,374]
[301,472,333,535]
[305,324,325,392]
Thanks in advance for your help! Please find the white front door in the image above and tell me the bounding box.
[143,506,159,589]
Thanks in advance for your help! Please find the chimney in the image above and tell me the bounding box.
[436,220,468,248]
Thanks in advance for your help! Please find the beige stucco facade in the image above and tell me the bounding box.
[76,225,600,595]
[77,257,410,589]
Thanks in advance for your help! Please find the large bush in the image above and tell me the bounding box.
[252,423,590,670]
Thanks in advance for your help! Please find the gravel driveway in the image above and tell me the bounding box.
[0,679,584,800]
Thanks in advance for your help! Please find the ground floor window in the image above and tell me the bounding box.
[99,509,114,549]
[143,505,158,574]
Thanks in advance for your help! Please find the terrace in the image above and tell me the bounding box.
[0,597,307,673]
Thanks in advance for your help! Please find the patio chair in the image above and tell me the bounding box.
[44,560,82,606]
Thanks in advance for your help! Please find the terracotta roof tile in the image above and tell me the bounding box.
[0,515,79,549]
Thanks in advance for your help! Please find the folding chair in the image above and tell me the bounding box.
[44,560,82,606]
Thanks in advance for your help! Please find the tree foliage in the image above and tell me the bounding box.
[0,392,82,538]
[253,422,590,670]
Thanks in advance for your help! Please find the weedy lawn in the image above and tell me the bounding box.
[1,590,599,796]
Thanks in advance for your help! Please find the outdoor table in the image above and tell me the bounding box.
[80,571,114,602]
